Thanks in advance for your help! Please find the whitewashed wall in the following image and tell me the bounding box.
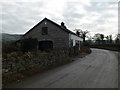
[69,34,83,47]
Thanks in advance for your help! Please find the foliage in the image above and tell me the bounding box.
[115,34,120,44]
[80,46,91,54]
[20,38,38,52]
[90,43,120,52]
[83,42,90,47]
[93,33,105,44]
[91,33,120,51]
[2,41,20,57]
[74,29,89,42]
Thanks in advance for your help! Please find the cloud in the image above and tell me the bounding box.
[0,0,118,36]
[1,2,44,33]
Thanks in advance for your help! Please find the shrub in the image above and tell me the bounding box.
[2,41,20,57]
[90,43,120,52]
[80,46,91,54]
[83,42,90,47]
[20,38,38,52]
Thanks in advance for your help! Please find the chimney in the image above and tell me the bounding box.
[61,22,66,29]
[61,22,64,26]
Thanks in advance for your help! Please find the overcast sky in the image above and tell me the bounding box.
[0,0,118,36]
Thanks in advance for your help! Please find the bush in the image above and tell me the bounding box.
[20,38,38,52]
[80,46,91,54]
[2,41,20,59]
[90,43,120,52]
[2,41,19,53]
[83,42,90,47]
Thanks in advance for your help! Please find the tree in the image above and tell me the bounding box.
[2,41,19,54]
[76,31,80,36]
[105,35,113,44]
[74,29,89,42]
[100,34,104,44]
[115,34,120,44]
[87,36,92,44]
[93,33,101,44]
[109,35,112,44]
[93,33,105,44]
[105,36,109,43]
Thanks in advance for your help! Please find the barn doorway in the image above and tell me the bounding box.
[38,41,53,51]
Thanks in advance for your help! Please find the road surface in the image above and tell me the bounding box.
[7,48,118,88]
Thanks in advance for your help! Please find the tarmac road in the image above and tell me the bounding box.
[7,48,118,88]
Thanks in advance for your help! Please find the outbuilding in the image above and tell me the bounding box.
[22,18,83,51]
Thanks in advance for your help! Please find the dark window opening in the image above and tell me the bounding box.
[38,41,53,51]
[75,40,79,46]
[70,39,73,47]
[42,27,48,35]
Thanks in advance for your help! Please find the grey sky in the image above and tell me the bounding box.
[0,0,118,36]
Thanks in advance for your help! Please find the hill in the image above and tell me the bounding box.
[1,33,23,41]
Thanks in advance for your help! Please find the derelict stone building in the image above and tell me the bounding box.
[22,18,83,51]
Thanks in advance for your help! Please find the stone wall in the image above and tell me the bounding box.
[2,49,69,74]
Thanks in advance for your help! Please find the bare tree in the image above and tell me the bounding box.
[74,29,89,42]
[109,35,112,44]
[115,34,120,44]
[100,34,104,44]
[105,36,109,43]
[105,35,113,44]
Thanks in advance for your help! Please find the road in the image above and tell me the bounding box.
[7,48,118,88]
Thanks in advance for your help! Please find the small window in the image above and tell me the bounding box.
[42,27,48,35]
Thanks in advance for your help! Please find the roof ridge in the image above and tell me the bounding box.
[23,18,80,37]
[44,18,80,37]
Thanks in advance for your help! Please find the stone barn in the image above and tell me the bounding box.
[22,18,83,51]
